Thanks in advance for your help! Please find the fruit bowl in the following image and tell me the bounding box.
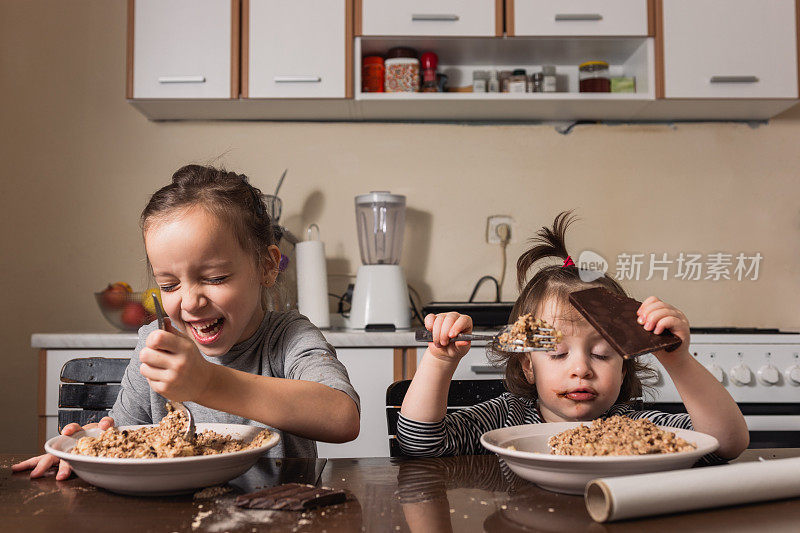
[95,285,160,331]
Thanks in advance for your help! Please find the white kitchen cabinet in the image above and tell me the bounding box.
[246,0,348,98]
[131,0,237,99]
[662,0,798,98]
[361,0,498,37]
[513,0,650,37]
[316,348,397,458]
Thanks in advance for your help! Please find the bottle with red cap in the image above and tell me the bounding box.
[420,52,439,92]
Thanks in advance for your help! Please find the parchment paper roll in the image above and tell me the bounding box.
[585,457,800,522]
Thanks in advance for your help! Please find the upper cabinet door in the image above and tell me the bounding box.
[513,0,649,36]
[663,0,798,98]
[247,0,346,98]
[131,0,236,99]
[362,0,496,36]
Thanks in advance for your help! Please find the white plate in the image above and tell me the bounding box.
[45,423,280,496]
[481,422,719,495]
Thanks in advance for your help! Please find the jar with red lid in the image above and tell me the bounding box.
[362,56,384,93]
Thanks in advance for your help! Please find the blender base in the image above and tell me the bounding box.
[346,264,411,330]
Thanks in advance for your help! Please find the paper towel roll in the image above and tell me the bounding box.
[296,239,330,328]
[585,457,800,522]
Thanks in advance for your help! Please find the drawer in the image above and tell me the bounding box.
[133,0,234,98]
[247,0,346,98]
[513,0,649,36]
[361,0,497,36]
[663,0,798,98]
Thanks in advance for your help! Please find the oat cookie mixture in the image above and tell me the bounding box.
[497,314,562,349]
[548,415,696,456]
[72,403,273,458]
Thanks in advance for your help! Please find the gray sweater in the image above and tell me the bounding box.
[109,310,360,458]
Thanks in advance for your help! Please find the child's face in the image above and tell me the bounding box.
[144,206,278,357]
[521,297,624,422]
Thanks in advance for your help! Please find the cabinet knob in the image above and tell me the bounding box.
[730,364,752,386]
[757,364,780,386]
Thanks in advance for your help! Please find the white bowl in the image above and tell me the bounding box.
[481,422,719,495]
[45,423,280,496]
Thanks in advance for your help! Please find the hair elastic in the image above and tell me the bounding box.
[562,256,575,267]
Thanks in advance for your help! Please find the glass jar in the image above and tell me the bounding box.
[579,61,611,93]
[362,56,384,93]
[385,58,420,92]
[472,70,488,92]
[542,65,557,92]
[508,69,527,93]
[420,52,439,92]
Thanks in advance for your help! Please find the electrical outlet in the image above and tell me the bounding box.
[486,215,514,244]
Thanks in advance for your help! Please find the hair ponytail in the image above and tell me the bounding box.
[516,210,575,290]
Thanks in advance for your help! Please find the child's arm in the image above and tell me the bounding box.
[139,318,359,443]
[638,297,750,459]
[401,312,473,422]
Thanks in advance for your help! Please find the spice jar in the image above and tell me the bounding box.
[508,69,528,93]
[420,52,439,92]
[498,70,512,92]
[362,56,384,93]
[472,70,488,93]
[542,65,557,92]
[579,61,611,92]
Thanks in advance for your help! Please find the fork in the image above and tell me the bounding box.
[415,324,558,353]
[151,293,197,441]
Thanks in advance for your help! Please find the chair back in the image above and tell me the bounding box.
[58,357,127,431]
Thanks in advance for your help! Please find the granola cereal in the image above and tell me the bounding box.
[497,314,562,349]
[72,403,273,458]
[548,415,696,456]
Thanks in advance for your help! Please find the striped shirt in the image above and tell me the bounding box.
[397,392,724,465]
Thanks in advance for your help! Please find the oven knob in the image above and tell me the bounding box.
[787,365,800,385]
[757,365,780,386]
[730,364,752,386]
[706,364,725,383]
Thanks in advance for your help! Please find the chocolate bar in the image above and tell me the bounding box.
[235,483,347,511]
[568,287,681,359]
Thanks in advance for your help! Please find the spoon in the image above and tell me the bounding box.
[151,293,196,441]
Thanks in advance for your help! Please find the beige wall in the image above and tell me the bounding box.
[3,1,800,453]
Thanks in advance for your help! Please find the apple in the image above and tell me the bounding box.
[101,282,131,309]
[121,302,147,328]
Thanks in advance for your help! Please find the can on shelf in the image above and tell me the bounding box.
[362,56,385,92]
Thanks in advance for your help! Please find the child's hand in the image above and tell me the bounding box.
[11,417,114,480]
[637,296,691,360]
[140,318,214,402]
[423,312,473,365]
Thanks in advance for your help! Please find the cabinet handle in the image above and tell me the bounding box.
[412,14,460,22]
[157,76,206,84]
[470,365,503,375]
[274,76,322,83]
[710,76,760,84]
[555,13,603,21]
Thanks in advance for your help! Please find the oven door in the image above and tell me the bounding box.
[650,403,800,448]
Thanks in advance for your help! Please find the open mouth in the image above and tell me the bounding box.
[188,317,225,345]
[559,388,597,401]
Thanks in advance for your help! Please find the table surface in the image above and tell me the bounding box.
[3,450,800,532]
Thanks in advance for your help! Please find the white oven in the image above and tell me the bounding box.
[450,330,800,448]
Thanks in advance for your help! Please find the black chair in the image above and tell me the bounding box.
[385,379,507,457]
[58,357,128,431]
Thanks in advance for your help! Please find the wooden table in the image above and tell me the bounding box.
[2,450,800,532]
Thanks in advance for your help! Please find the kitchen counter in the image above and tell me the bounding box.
[30,329,425,349]
[3,449,799,532]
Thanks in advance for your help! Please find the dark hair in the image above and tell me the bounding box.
[140,164,278,309]
[489,210,656,405]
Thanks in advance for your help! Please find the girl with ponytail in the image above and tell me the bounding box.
[398,211,748,461]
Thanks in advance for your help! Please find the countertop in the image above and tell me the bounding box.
[3,449,799,532]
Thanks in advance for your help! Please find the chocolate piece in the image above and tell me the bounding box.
[568,287,681,359]
[235,483,347,511]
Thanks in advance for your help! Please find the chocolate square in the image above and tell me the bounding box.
[568,287,681,359]
[235,483,348,511]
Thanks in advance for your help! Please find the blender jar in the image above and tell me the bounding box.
[355,192,406,265]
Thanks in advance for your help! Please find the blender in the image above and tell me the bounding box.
[347,191,410,330]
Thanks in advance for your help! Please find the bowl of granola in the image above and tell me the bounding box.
[480,416,718,495]
[44,409,280,496]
